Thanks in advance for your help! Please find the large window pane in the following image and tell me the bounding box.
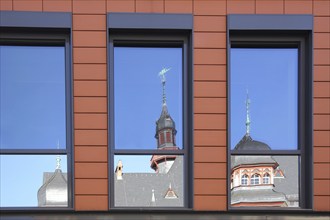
[230,155,299,207]
[230,48,298,150]
[0,155,68,207]
[114,47,183,150]
[114,155,184,207]
[0,46,66,149]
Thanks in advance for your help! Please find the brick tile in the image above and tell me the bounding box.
[314,180,330,195]
[314,147,330,163]
[194,98,226,114]
[314,49,330,65]
[227,0,255,14]
[107,0,135,12]
[194,195,226,211]
[74,97,107,113]
[314,82,330,98]
[0,0,13,10]
[73,15,106,31]
[194,147,227,163]
[195,49,226,65]
[74,81,107,97]
[256,0,284,14]
[314,163,330,179]
[73,0,106,14]
[75,195,108,211]
[73,48,107,64]
[13,0,42,11]
[75,162,108,178]
[284,0,312,14]
[314,33,330,49]
[313,0,330,16]
[314,17,330,33]
[194,179,226,195]
[73,31,106,47]
[74,64,107,80]
[136,0,164,13]
[75,179,108,195]
[314,114,330,130]
[194,33,226,49]
[314,65,330,82]
[75,130,108,145]
[194,0,226,15]
[194,163,226,179]
[194,114,226,130]
[314,98,330,114]
[74,113,108,129]
[165,0,192,13]
[314,130,330,147]
[75,146,108,162]
[194,65,226,81]
[194,130,226,146]
[194,81,226,97]
[194,16,226,32]
[43,0,71,12]
[314,196,330,211]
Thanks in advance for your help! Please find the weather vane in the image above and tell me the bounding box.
[158,67,171,105]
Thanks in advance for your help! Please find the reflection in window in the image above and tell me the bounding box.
[112,45,186,207]
[114,47,182,150]
[0,46,66,149]
[0,155,68,207]
[114,155,184,207]
[0,44,69,208]
[231,156,299,207]
[230,48,298,150]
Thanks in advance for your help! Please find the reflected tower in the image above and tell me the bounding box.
[151,68,179,173]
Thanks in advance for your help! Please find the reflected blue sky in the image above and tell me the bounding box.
[0,45,67,207]
[0,155,67,207]
[230,48,298,150]
[114,47,183,150]
[0,46,66,149]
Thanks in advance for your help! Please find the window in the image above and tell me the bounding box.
[228,15,313,209]
[108,13,193,209]
[241,174,248,185]
[263,173,270,184]
[0,12,72,209]
[251,174,260,185]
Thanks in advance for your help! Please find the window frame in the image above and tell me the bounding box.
[0,11,73,211]
[227,14,313,211]
[107,13,193,210]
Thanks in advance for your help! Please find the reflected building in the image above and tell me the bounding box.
[37,156,68,207]
[114,68,183,207]
[230,94,299,207]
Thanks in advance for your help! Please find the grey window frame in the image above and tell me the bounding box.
[107,13,193,210]
[227,14,313,211]
[0,11,73,211]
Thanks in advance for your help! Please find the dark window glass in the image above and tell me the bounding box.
[0,46,66,150]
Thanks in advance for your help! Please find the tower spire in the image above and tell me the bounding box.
[159,67,171,105]
[245,90,251,136]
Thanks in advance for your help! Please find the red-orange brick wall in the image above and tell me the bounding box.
[1,0,329,212]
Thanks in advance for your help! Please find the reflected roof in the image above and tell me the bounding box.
[115,156,183,207]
